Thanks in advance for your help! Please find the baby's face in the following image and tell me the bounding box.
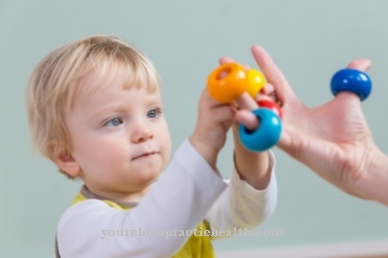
[65,70,171,202]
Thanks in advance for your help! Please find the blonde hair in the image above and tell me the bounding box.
[26,35,161,174]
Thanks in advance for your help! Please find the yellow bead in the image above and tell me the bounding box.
[246,68,266,98]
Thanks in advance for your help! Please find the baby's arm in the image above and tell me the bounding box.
[204,150,277,236]
[57,140,227,258]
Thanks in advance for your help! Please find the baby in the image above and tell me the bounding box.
[26,35,277,258]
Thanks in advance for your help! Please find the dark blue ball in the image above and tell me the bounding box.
[330,68,372,101]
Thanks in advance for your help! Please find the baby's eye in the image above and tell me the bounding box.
[147,108,162,118]
[105,117,123,126]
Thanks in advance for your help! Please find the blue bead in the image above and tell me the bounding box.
[239,109,282,152]
[330,68,372,101]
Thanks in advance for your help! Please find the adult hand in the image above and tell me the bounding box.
[220,47,388,205]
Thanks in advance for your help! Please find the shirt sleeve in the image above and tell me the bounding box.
[204,150,278,239]
[56,139,227,258]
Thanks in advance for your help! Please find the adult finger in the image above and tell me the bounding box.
[251,45,296,103]
[346,59,372,72]
[333,59,372,106]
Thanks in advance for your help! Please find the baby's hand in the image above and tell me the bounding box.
[189,89,234,170]
[233,82,277,132]
[216,56,278,132]
[231,93,273,190]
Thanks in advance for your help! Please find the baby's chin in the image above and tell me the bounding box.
[130,167,163,186]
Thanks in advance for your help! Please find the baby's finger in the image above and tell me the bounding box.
[255,94,275,103]
[257,83,279,103]
[219,56,235,65]
[235,109,259,131]
[260,82,275,95]
[236,92,259,111]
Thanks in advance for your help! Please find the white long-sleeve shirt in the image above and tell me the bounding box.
[56,139,277,258]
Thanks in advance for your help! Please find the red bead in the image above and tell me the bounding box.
[257,100,282,119]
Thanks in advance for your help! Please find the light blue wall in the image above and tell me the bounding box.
[1,1,388,257]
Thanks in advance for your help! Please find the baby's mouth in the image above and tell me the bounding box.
[132,151,157,160]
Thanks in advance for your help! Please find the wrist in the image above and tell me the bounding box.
[353,146,388,205]
[234,150,271,189]
[232,129,272,190]
[188,135,219,171]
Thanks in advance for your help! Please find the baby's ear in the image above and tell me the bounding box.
[49,145,81,177]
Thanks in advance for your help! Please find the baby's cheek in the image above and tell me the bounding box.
[162,136,172,162]
[90,146,123,167]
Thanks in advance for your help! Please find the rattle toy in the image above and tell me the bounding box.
[207,63,282,152]
[330,68,372,101]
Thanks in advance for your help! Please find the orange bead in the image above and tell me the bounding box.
[207,63,266,103]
